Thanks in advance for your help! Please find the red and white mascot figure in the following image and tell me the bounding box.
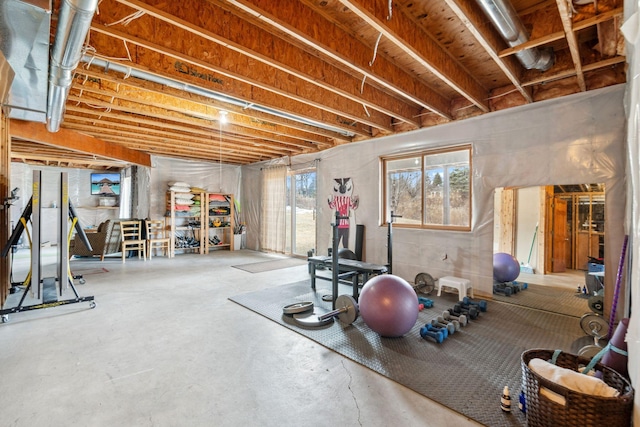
[328,178,359,249]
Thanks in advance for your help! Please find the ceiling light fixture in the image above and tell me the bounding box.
[219,110,228,124]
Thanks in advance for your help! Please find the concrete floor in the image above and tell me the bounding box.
[0,249,483,427]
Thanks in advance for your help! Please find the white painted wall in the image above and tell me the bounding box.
[515,187,541,271]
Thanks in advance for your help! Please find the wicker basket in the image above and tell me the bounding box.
[521,349,633,427]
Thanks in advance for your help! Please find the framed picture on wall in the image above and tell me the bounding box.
[91,172,121,196]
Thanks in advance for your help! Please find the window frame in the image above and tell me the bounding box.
[381,144,472,232]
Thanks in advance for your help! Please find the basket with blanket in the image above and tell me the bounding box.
[521,348,633,427]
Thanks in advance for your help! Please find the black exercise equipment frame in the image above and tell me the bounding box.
[1,171,95,322]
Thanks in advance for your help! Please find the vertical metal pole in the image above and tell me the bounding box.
[387,210,393,275]
[31,170,41,299]
[331,210,339,309]
[59,172,69,292]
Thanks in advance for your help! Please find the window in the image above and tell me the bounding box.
[382,145,471,231]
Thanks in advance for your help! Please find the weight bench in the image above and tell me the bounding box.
[308,256,388,300]
[436,276,474,301]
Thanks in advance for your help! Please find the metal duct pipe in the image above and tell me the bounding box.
[46,0,98,132]
[81,55,355,137]
[476,0,554,71]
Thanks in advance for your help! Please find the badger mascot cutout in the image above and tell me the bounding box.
[328,178,359,249]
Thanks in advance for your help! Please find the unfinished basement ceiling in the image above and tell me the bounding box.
[5,0,626,168]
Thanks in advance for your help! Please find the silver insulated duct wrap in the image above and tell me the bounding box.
[46,0,98,132]
[476,0,554,71]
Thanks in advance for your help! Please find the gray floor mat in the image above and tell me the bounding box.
[229,280,588,427]
[231,258,307,273]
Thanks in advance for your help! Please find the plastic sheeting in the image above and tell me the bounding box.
[244,85,626,297]
[621,1,640,422]
[148,156,241,218]
[9,164,122,244]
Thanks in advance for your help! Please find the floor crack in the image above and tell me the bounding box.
[341,360,362,426]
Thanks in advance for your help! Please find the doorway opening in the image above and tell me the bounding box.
[494,184,605,287]
[286,169,317,257]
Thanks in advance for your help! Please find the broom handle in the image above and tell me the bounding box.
[607,235,628,339]
[527,224,538,263]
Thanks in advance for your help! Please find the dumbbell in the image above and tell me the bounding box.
[431,318,456,335]
[512,281,528,291]
[462,296,488,312]
[419,324,444,343]
[437,315,460,331]
[452,303,479,320]
[418,297,433,308]
[442,310,467,327]
[454,302,480,319]
[424,322,448,339]
[493,283,513,296]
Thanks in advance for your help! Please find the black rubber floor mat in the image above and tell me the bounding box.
[229,280,585,427]
[492,283,587,318]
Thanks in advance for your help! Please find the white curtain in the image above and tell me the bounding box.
[260,165,287,253]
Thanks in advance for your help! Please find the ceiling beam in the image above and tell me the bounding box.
[67,90,320,152]
[85,30,370,138]
[498,7,624,59]
[555,0,586,91]
[63,106,305,156]
[224,0,452,118]
[90,22,393,133]
[444,0,533,103]
[64,115,294,156]
[338,0,489,112]
[116,0,422,128]
[71,72,333,149]
[76,67,341,145]
[9,119,151,167]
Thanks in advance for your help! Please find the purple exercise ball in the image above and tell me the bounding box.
[493,252,520,283]
[359,274,419,337]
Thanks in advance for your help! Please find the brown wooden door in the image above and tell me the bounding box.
[552,197,568,272]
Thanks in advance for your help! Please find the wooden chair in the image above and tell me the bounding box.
[146,219,171,259]
[120,220,146,263]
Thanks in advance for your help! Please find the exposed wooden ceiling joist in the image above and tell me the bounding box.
[5,0,625,169]
[10,119,151,167]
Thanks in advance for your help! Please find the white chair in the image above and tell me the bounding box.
[146,219,171,259]
[120,220,146,263]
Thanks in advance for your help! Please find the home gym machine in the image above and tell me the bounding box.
[307,211,387,308]
[1,171,95,323]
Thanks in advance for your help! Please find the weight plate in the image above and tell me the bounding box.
[587,295,604,315]
[414,273,435,295]
[282,301,314,315]
[321,294,333,302]
[580,313,609,338]
[335,294,359,324]
[578,344,602,358]
[293,308,334,328]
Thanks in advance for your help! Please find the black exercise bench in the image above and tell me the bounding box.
[307,255,388,300]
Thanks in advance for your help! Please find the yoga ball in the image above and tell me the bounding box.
[359,274,419,337]
[493,252,520,283]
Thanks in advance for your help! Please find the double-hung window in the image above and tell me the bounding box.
[382,145,472,230]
